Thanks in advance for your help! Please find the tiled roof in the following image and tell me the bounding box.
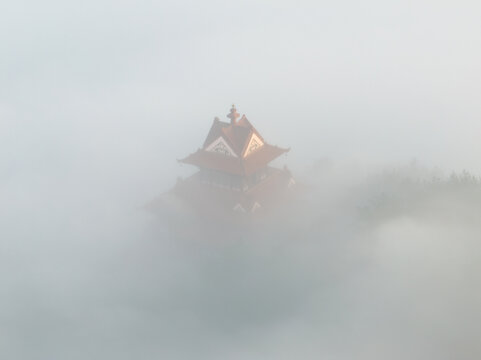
[179,144,289,176]
[202,118,230,149]
[202,114,265,157]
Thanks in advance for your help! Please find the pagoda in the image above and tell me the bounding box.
[149,105,296,223]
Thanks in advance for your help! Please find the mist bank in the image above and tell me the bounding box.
[1,158,481,359]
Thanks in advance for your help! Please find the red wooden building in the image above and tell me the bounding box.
[149,105,296,223]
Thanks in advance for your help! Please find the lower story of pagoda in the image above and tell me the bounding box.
[147,166,298,223]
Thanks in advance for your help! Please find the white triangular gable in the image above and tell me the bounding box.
[243,133,264,157]
[206,136,238,157]
[233,203,246,213]
[251,201,261,213]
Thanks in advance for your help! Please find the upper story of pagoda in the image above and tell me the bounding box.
[179,105,289,177]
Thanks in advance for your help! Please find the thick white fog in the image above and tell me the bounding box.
[1,0,481,359]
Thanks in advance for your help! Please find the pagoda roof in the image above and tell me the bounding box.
[179,105,289,174]
[179,143,289,176]
[203,111,265,158]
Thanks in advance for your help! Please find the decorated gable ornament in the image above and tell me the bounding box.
[205,136,238,157]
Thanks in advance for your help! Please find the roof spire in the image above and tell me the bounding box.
[227,104,240,125]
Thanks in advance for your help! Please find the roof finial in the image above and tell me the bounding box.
[227,104,240,125]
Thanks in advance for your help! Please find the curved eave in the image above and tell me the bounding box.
[179,150,245,175]
[178,144,290,176]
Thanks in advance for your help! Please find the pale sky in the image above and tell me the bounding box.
[2,0,481,179]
